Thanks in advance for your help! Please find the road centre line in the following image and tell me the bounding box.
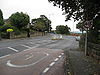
[43,67,50,73]
[61,53,64,55]
[7,47,19,52]
[49,62,55,67]
[58,55,62,58]
[54,58,59,62]
[42,53,64,74]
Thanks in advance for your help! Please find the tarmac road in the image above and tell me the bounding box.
[0,34,78,75]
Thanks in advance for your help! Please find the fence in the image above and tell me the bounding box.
[79,41,100,61]
[88,42,100,60]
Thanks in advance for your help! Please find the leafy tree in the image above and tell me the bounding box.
[32,18,46,32]
[56,25,70,34]
[9,12,30,29]
[76,21,85,34]
[48,0,100,21]
[0,9,4,26]
[49,0,100,44]
[31,15,52,32]
[40,15,52,32]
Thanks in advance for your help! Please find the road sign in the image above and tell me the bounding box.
[84,20,93,28]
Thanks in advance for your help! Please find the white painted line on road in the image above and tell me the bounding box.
[43,67,50,73]
[42,54,63,74]
[23,45,39,52]
[0,54,10,59]
[61,53,64,55]
[49,62,55,67]
[8,47,19,52]
[6,53,49,68]
[25,55,33,60]
[28,42,34,44]
[54,58,59,62]
[58,55,62,58]
[21,45,31,49]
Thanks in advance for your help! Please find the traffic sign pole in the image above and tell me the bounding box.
[84,20,93,56]
[85,28,88,55]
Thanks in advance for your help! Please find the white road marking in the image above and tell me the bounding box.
[25,55,33,60]
[21,45,31,48]
[49,62,55,67]
[6,53,49,68]
[43,67,50,73]
[0,54,10,59]
[54,58,59,62]
[42,54,62,74]
[58,55,62,58]
[61,53,64,55]
[7,47,19,52]
[28,42,34,44]
[23,45,39,52]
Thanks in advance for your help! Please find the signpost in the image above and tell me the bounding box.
[84,20,93,55]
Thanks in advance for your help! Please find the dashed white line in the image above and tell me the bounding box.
[58,55,62,58]
[49,62,55,67]
[21,45,31,48]
[8,47,19,52]
[43,67,50,73]
[42,53,64,74]
[61,53,64,55]
[54,58,59,62]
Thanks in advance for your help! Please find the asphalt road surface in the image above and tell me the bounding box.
[0,34,78,75]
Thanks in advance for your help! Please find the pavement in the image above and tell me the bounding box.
[64,48,100,75]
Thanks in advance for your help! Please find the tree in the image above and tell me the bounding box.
[0,9,4,26]
[49,0,100,44]
[9,12,30,29]
[40,15,52,32]
[33,18,46,32]
[76,21,85,34]
[31,15,52,32]
[56,25,70,34]
[48,0,100,21]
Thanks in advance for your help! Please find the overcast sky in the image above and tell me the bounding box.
[0,0,79,31]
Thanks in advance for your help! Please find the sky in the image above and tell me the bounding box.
[0,0,79,32]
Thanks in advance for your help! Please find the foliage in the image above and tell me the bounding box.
[48,0,100,21]
[9,12,30,29]
[0,23,14,32]
[32,18,46,32]
[40,15,52,32]
[56,25,70,34]
[7,29,13,32]
[76,21,85,33]
[88,15,100,44]
[0,9,4,26]
[31,15,52,32]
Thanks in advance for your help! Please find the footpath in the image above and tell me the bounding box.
[64,48,100,75]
